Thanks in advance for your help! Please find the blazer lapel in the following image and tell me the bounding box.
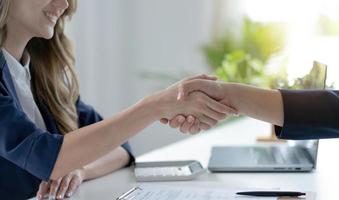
[1,50,60,134]
[0,50,23,111]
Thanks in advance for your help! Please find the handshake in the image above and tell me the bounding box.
[154,74,238,134]
[154,74,283,133]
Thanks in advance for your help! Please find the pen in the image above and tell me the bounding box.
[117,187,143,200]
[236,191,306,197]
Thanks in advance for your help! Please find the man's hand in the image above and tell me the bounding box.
[160,75,238,134]
[153,74,234,130]
[174,78,284,127]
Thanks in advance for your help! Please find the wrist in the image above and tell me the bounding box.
[138,92,164,121]
[223,83,241,112]
[78,167,87,181]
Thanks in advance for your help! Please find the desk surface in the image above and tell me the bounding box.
[53,118,339,199]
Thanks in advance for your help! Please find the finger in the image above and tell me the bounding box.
[37,181,50,200]
[199,122,211,130]
[56,175,72,199]
[160,118,169,124]
[189,118,201,134]
[179,115,195,133]
[65,177,81,198]
[201,104,227,121]
[197,94,231,120]
[193,127,201,134]
[198,114,218,127]
[49,178,61,200]
[205,96,238,115]
[169,115,185,128]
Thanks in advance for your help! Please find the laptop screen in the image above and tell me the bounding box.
[288,61,327,168]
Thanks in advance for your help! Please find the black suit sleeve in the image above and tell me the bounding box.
[275,90,339,139]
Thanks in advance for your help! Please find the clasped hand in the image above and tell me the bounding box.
[159,74,237,134]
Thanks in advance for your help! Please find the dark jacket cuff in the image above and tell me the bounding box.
[25,132,64,180]
[121,142,135,166]
[275,89,339,139]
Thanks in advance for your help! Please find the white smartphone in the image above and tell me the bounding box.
[134,160,205,182]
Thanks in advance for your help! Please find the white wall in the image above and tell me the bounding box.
[68,0,221,156]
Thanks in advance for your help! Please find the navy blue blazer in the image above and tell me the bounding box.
[275,89,339,139]
[0,50,133,200]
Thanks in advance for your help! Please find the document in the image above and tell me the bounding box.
[117,184,277,200]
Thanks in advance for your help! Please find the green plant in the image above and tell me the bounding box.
[242,18,287,63]
[215,50,265,85]
[203,17,288,88]
[287,61,333,89]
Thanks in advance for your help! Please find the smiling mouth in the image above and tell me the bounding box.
[43,11,60,24]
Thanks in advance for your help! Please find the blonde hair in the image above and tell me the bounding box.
[0,0,10,45]
[0,0,79,134]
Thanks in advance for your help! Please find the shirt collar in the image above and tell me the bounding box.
[2,48,31,81]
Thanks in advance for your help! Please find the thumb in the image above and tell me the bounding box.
[176,80,199,101]
[177,79,222,101]
[177,74,218,101]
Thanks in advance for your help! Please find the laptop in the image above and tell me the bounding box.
[208,61,327,172]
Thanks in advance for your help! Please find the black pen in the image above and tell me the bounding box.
[236,191,306,197]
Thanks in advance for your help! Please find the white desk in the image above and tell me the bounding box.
[63,118,339,199]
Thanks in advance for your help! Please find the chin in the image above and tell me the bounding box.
[40,29,55,40]
[34,24,55,39]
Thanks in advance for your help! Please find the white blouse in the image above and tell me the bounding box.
[2,48,47,130]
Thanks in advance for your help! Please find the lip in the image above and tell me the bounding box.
[43,11,62,24]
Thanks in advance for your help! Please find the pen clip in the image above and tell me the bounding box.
[116,187,143,200]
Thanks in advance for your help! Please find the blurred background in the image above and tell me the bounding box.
[67,0,339,156]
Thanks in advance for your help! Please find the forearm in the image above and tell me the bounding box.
[225,83,284,126]
[50,97,157,180]
[82,147,130,181]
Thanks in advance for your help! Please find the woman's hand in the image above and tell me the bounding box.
[160,114,203,134]
[36,169,85,199]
